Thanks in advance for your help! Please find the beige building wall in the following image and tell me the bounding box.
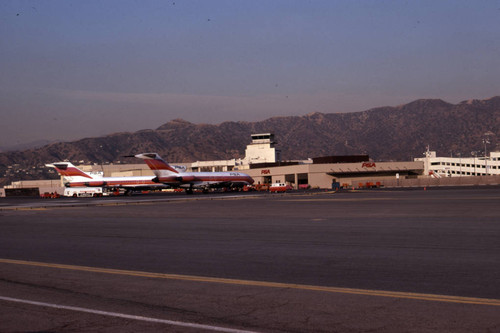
[4,179,65,196]
[5,179,63,188]
[110,169,154,177]
[75,163,155,177]
[191,160,238,172]
[247,161,425,189]
[308,171,333,188]
[100,164,153,177]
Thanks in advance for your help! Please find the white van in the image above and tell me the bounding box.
[63,187,105,197]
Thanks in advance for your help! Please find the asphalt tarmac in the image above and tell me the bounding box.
[1,188,499,332]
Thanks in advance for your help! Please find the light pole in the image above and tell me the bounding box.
[483,138,490,176]
[471,151,477,176]
[457,153,461,177]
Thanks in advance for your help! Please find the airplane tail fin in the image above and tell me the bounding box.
[46,162,93,179]
[129,153,180,176]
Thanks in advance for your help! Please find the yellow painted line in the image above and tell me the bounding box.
[283,197,396,202]
[1,258,499,307]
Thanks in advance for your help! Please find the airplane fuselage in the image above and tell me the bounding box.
[64,176,161,188]
[157,171,254,188]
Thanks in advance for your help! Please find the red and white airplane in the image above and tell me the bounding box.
[129,153,254,194]
[46,162,167,194]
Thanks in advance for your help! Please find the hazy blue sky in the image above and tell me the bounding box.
[1,0,499,148]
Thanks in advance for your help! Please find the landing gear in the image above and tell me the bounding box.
[185,185,194,195]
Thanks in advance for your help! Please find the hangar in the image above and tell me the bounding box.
[178,133,425,189]
[232,133,424,189]
[244,159,423,189]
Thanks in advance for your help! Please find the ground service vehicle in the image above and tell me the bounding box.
[63,187,106,197]
[269,183,293,193]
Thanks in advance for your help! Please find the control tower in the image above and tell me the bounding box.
[244,133,280,164]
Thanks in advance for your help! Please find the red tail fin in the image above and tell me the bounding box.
[49,162,93,179]
[134,153,179,174]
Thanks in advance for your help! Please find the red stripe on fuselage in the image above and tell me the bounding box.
[67,179,159,187]
[158,175,253,184]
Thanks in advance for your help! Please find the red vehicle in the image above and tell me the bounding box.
[269,183,293,193]
[41,192,60,199]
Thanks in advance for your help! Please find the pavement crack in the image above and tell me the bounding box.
[0,277,200,317]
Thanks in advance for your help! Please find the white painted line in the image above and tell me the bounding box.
[0,296,259,333]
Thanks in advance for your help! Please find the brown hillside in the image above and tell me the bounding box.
[1,96,499,185]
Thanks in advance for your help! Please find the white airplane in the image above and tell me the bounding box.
[46,162,167,195]
[128,153,254,194]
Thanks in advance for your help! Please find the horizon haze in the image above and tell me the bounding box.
[2,0,499,148]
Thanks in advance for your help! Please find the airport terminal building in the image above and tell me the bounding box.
[4,133,500,197]
[415,148,500,178]
[189,133,424,189]
[2,133,424,196]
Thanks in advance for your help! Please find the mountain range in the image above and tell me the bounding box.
[1,96,499,186]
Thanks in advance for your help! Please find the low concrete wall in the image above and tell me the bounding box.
[382,175,500,188]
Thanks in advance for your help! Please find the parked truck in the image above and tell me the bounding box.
[63,187,107,197]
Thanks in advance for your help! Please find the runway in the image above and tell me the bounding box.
[0,191,265,211]
[1,188,499,332]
